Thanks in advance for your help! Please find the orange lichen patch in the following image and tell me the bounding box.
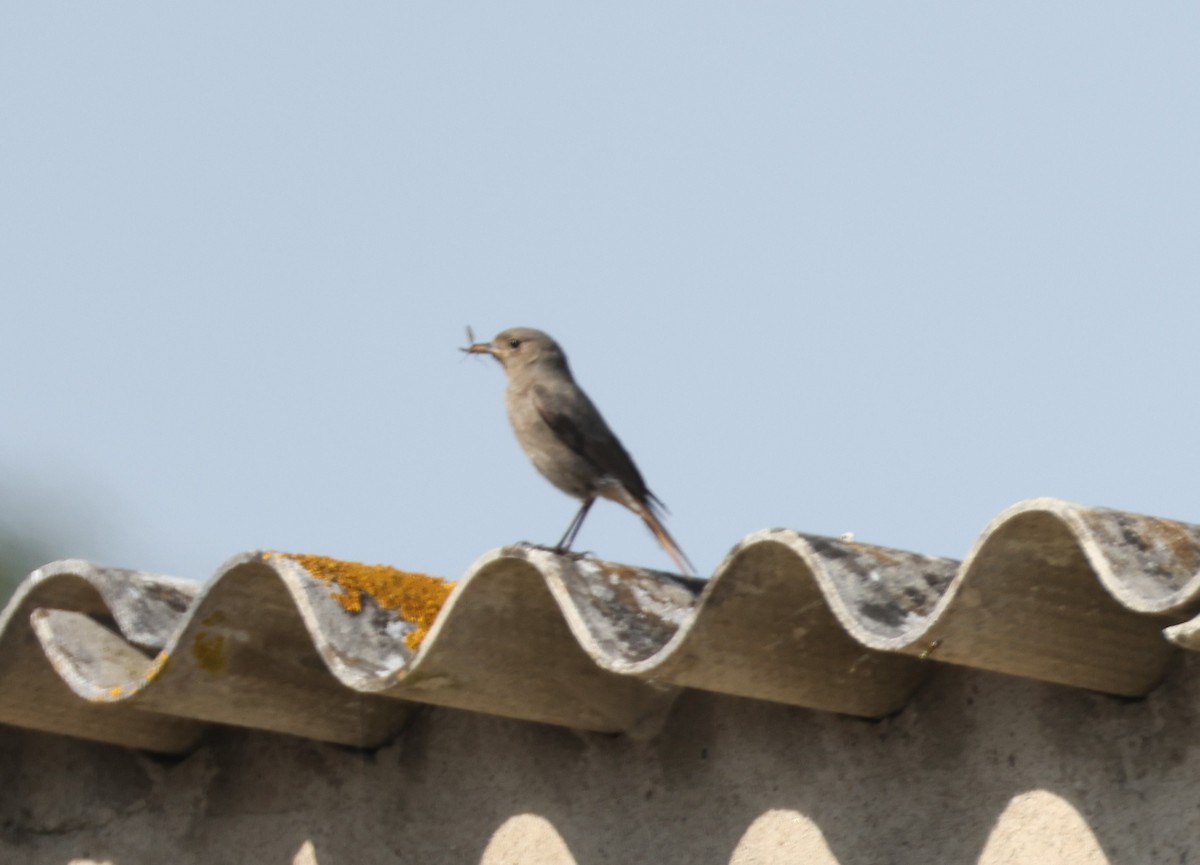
[858,544,900,566]
[192,632,228,673]
[1132,514,1200,573]
[145,651,170,680]
[280,553,454,651]
[89,684,127,703]
[601,562,644,582]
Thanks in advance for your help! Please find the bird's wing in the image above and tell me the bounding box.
[531,382,650,501]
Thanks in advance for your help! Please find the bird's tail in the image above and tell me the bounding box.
[636,499,696,576]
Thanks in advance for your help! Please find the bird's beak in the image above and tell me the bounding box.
[462,342,495,357]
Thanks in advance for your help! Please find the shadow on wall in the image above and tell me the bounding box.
[1,655,1199,864]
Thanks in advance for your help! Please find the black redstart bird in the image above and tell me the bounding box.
[465,327,695,575]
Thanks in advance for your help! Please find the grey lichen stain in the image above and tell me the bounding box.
[804,534,959,631]
[1081,508,1200,599]
[563,559,696,663]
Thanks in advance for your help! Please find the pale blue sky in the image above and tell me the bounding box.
[2,3,1198,582]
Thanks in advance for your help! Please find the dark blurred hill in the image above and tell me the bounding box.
[0,524,53,605]
[0,478,103,606]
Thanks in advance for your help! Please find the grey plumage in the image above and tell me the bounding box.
[465,327,694,575]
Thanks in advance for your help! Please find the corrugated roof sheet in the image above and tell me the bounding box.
[3,496,1200,753]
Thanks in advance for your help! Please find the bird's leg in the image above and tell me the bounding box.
[554,497,595,553]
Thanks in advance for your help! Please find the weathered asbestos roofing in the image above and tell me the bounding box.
[3,496,1200,753]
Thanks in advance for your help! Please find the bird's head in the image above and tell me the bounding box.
[463,327,570,376]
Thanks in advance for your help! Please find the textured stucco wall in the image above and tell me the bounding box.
[2,654,1199,865]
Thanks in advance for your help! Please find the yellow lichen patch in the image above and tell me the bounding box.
[1133,514,1200,573]
[192,632,228,673]
[145,651,170,680]
[282,553,454,651]
[108,686,125,700]
[859,544,899,566]
[601,562,644,582]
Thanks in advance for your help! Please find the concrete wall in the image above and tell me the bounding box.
[3,655,1199,865]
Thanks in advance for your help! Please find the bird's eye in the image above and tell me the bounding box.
[508,338,521,349]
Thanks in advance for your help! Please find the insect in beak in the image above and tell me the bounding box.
[461,325,494,356]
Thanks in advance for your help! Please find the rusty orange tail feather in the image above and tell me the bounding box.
[638,505,696,576]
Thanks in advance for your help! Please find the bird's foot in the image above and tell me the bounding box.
[553,547,594,562]
[537,543,596,562]
[508,542,595,562]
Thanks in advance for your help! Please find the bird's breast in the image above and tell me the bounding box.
[504,385,596,499]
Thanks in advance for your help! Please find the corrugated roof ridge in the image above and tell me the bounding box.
[1,496,1198,752]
